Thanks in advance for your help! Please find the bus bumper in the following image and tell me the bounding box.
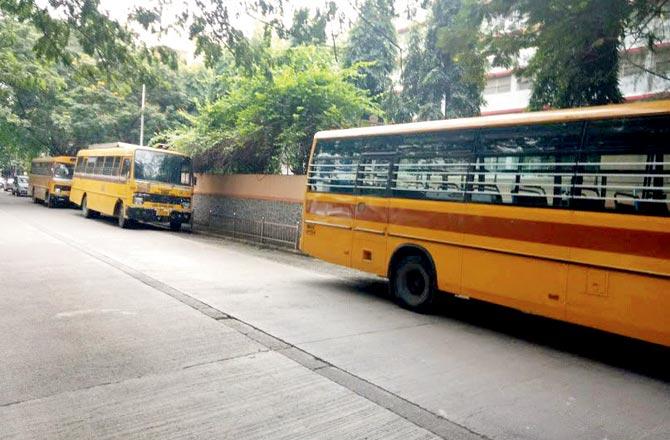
[127,207,191,224]
[53,194,70,203]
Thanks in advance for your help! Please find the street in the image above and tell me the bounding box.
[0,191,668,440]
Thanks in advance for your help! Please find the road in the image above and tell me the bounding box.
[0,191,668,440]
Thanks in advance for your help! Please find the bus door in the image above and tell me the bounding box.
[352,153,394,275]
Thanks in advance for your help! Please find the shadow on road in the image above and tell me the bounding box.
[313,276,670,383]
[85,214,191,233]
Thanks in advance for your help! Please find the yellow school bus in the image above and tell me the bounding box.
[29,156,76,207]
[302,100,670,346]
[69,143,193,231]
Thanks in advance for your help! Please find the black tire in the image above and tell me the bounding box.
[81,196,96,219]
[391,255,436,312]
[116,202,131,229]
[169,220,182,232]
[45,192,55,208]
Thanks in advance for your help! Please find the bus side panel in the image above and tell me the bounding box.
[302,192,354,268]
[98,181,121,216]
[566,267,670,346]
[69,181,84,207]
[83,180,114,216]
[461,249,568,321]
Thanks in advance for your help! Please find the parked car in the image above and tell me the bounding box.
[0,178,5,190]
[4,177,14,192]
[12,176,29,197]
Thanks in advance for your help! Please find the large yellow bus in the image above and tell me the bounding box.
[302,100,670,346]
[29,156,76,207]
[70,143,193,231]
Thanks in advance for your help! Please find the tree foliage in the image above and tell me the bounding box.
[288,5,335,47]
[164,46,381,175]
[343,0,398,99]
[483,0,670,109]
[0,15,209,168]
[399,0,486,120]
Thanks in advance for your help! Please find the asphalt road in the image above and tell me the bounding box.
[0,190,668,440]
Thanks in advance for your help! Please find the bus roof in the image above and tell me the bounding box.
[32,156,76,163]
[314,99,670,141]
[89,142,143,150]
[77,144,189,158]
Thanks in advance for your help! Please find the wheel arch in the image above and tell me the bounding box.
[387,243,437,281]
[113,199,124,217]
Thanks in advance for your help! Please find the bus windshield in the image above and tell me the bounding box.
[134,150,192,186]
[54,163,74,179]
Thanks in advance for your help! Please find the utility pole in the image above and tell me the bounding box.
[139,84,146,146]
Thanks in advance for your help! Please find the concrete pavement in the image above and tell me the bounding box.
[0,191,668,440]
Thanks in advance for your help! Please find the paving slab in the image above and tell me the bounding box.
[1,352,438,440]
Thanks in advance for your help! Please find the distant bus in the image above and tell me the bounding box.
[302,100,670,346]
[29,156,76,207]
[70,143,193,231]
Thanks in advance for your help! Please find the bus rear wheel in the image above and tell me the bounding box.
[391,255,436,312]
[169,220,182,232]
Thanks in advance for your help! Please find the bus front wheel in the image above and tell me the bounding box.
[116,203,131,229]
[82,197,97,219]
[391,254,436,313]
[45,193,54,208]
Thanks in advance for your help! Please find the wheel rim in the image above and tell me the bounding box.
[398,263,429,306]
[405,268,427,297]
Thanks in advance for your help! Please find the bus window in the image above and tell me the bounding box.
[307,139,359,194]
[121,158,131,179]
[472,123,581,207]
[356,155,391,196]
[53,163,74,179]
[101,157,114,176]
[578,116,670,215]
[85,157,96,174]
[93,157,104,175]
[393,131,473,201]
[111,157,121,176]
[75,157,85,174]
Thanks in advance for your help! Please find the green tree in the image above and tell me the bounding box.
[0,15,210,167]
[399,0,486,120]
[484,0,670,109]
[343,0,399,99]
[164,46,381,174]
[288,5,335,47]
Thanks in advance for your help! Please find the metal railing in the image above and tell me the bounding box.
[201,210,301,250]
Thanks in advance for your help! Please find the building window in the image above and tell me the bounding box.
[484,75,512,94]
[516,75,533,91]
[653,49,670,75]
[620,52,646,78]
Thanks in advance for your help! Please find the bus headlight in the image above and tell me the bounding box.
[55,188,61,194]
[181,199,191,209]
